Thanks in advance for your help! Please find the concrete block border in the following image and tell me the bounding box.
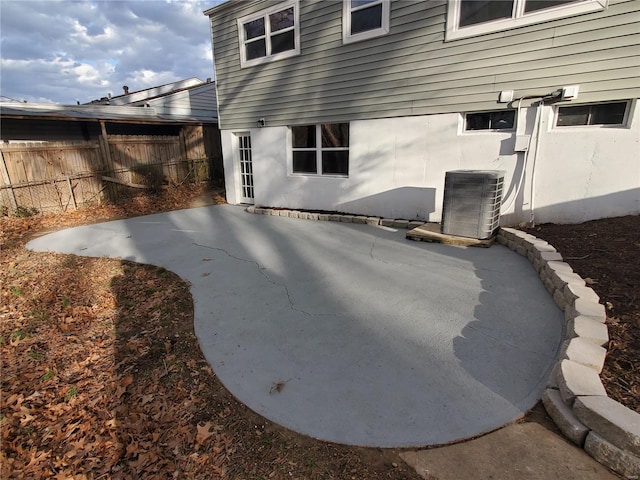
[246,205,422,230]
[498,228,640,479]
[245,207,639,477]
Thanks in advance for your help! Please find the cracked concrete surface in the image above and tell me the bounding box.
[27,204,565,447]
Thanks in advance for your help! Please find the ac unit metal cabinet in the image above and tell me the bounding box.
[441,170,505,239]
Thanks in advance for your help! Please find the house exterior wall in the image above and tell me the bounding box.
[222,103,639,224]
[210,0,640,224]
[209,0,640,130]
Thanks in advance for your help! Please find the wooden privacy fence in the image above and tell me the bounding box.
[1,130,211,214]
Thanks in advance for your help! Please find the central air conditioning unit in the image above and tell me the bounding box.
[441,170,505,240]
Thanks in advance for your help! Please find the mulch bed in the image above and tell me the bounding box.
[524,215,640,413]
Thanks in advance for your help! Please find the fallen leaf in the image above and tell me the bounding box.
[196,422,215,445]
[120,376,133,388]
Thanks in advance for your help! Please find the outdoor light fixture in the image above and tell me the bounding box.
[257,118,266,128]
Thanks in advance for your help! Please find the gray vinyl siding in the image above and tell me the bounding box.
[208,0,640,130]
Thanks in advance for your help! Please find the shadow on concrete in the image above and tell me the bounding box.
[27,204,564,448]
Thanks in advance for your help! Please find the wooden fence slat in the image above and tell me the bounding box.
[0,150,18,211]
[0,129,209,213]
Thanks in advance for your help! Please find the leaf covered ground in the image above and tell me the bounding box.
[1,185,422,480]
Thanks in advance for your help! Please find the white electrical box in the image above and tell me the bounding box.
[561,85,580,100]
[499,90,514,103]
[514,135,530,152]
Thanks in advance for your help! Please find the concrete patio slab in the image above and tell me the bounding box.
[27,205,564,448]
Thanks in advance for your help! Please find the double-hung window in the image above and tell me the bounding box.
[343,0,390,44]
[446,0,606,40]
[291,123,350,176]
[238,1,300,68]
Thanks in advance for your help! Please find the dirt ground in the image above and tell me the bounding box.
[1,185,637,479]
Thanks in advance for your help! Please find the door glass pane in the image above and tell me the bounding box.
[292,125,316,148]
[293,151,317,173]
[244,18,265,40]
[459,0,514,27]
[351,4,383,34]
[269,7,294,31]
[271,30,295,54]
[246,39,266,60]
[322,151,349,175]
[524,0,576,13]
[321,123,349,148]
[592,102,626,125]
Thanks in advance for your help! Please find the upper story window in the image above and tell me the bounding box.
[343,0,390,44]
[556,101,629,127]
[291,123,350,176]
[446,0,607,40]
[237,1,300,68]
[465,110,516,131]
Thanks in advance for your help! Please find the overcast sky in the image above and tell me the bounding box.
[0,0,225,105]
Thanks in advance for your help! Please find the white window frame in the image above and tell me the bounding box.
[237,0,300,68]
[289,123,350,177]
[343,0,391,44]
[553,100,632,129]
[446,0,608,41]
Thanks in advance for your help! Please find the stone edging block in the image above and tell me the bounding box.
[585,432,640,480]
[567,316,609,347]
[542,388,589,446]
[245,206,419,229]
[574,396,640,456]
[496,227,640,479]
[559,338,607,373]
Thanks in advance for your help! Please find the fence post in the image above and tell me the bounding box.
[0,149,18,212]
[98,121,116,201]
[178,127,190,184]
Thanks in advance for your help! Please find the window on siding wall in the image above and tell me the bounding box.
[238,1,299,68]
[556,102,629,127]
[291,123,350,176]
[343,0,390,44]
[465,110,516,131]
[446,0,606,40]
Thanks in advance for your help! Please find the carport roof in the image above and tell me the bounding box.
[0,102,216,125]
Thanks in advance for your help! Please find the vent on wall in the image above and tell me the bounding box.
[441,170,505,240]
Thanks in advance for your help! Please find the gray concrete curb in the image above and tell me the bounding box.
[498,228,640,480]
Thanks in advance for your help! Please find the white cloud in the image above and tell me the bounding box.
[0,0,222,104]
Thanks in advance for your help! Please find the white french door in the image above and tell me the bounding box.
[237,133,254,204]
